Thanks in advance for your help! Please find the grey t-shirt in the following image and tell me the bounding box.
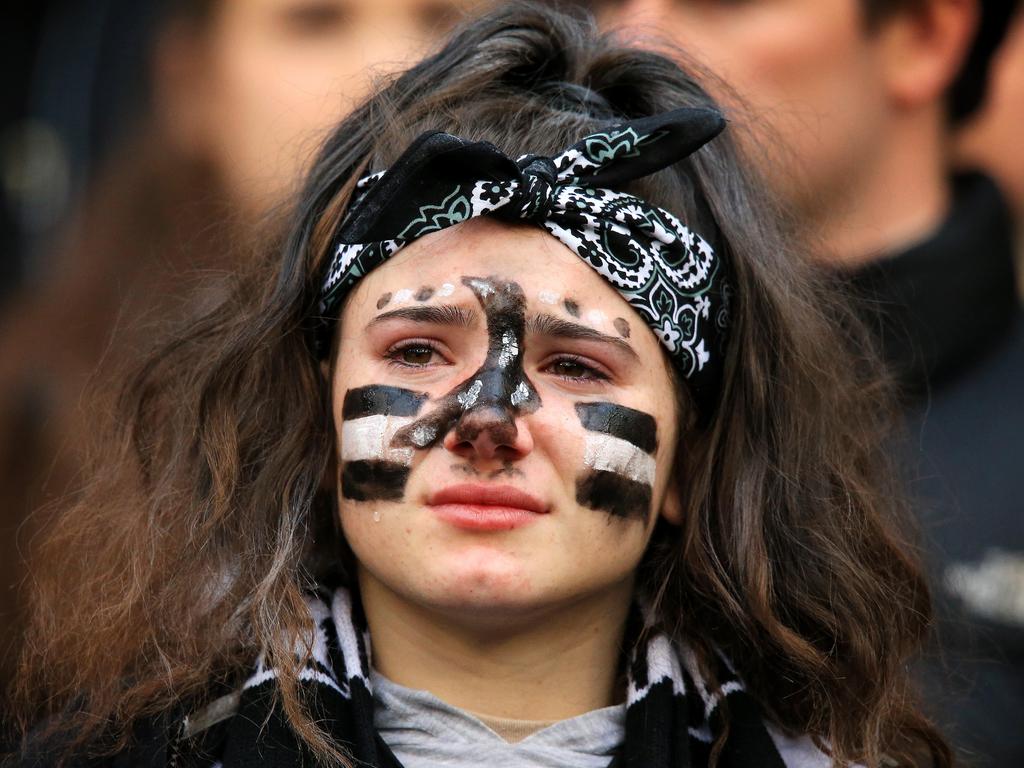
[370,670,838,768]
[371,670,625,768]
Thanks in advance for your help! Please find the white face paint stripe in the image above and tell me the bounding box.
[583,433,657,486]
[341,415,416,464]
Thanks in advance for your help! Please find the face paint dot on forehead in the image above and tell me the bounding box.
[415,285,434,301]
[563,298,580,318]
[376,293,392,310]
[537,290,560,305]
[585,309,606,327]
[393,288,414,303]
[437,282,455,297]
[613,318,631,338]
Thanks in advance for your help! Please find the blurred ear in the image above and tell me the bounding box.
[877,0,979,109]
[659,470,684,526]
[151,17,215,157]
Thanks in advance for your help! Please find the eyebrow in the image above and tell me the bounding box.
[369,304,477,328]
[526,313,639,360]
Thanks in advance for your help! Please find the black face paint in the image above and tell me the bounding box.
[576,402,658,453]
[563,298,581,318]
[342,385,428,419]
[415,285,435,301]
[574,402,659,521]
[376,292,392,310]
[339,385,427,502]
[392,275,540,452]
[341,461,409,502]
[576,473,653,521]
[613,318,631,338]
[488,460,524,479]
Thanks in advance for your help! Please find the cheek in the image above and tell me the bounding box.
[335,385,429,503]
[570,402,660,522]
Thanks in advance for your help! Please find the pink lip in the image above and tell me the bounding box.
[427,484,549,531]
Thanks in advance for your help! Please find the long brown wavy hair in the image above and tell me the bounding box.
[9,3,950,766]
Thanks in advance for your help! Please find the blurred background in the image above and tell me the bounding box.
[1,0,1022,765]
[0,0,490,712]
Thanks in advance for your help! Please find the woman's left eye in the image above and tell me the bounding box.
[386,342,443,367]
[545,356,609,382]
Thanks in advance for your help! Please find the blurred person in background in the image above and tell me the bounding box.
[600,0,1024,764]
[956,7,1024,291]
[0,0,483,705]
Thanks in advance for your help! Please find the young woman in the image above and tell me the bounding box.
[8,4,950,767]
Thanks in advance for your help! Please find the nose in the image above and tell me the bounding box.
[444,405,534,461]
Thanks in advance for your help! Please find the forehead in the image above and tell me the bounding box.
[343,218,633,313]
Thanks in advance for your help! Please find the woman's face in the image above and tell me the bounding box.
[330,218,683,622]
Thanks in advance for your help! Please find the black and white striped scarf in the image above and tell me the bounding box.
[174,587,830,768]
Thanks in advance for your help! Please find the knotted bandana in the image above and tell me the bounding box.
[315,108,731,412]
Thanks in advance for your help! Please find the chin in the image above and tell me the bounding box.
[414,549,554,616]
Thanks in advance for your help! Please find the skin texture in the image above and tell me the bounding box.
[603,0,977,264]
[156,0,484,213]
[329,218,682,719]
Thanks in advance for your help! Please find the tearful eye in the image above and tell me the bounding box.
[385,341,446,369]
[546,356,608,382]
[397,346,436,365]
[553,360,589,378]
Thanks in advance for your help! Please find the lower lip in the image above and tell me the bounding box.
[430,504,544,531]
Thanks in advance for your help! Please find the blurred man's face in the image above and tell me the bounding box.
[602,0,892,225]
[162,0,484,215]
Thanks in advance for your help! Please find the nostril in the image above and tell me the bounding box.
[454,407,518,445]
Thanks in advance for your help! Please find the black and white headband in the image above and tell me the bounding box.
[315,107,731,412]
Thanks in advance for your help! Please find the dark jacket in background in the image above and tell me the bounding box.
[849,172,1024,767]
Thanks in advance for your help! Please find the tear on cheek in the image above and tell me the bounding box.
[339,385,426,502]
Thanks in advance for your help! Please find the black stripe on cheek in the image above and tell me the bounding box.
[340,460,410,501]
[576,471,652,520]
[574,402,658,454]
[342,385,428,419]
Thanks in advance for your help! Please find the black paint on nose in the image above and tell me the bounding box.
[391,275,540,452]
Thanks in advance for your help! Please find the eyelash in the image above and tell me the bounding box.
[544,354,610,383]
[385,339,445,369]
[384,342,609,384]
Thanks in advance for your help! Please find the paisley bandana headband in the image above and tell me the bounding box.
[315,107,731,411]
